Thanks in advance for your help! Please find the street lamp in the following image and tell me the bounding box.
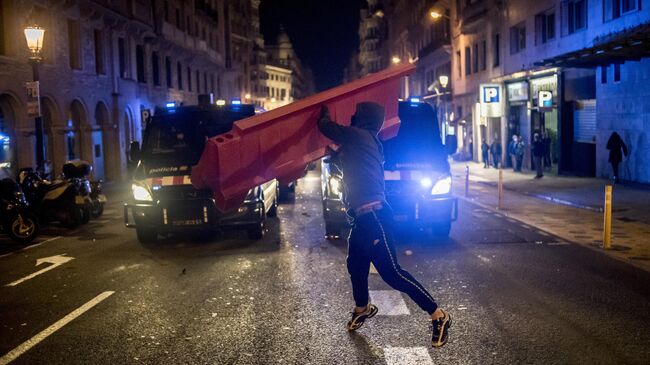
[392,56,401,64]
[438,75,449,89]
[430,10,451,20]
[23,24,46,172]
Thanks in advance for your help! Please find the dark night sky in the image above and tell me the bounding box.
[259,0,365,91]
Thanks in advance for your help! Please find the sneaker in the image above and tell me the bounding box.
[346,304,379,331]
[431,310,451,348]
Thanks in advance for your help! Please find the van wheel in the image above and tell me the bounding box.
[136,227,158,243]
[325,221,341,238]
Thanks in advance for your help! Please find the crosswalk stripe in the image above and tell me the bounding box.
[384,347,434,365]
[369,290,410,315]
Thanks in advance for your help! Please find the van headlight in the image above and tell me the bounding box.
[329,176,343,197]
[132,183,153,202]
[430,176,451,195]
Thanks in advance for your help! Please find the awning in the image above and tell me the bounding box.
[535,22,650,68]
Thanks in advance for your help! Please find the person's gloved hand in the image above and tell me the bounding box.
[319,105,331,124]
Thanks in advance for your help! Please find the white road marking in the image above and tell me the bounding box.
[369,290,410,315]
[0,236,63,258]
[91,220,111,224]
[477,255,491,263]
[384,347,434,365]
[6,254,75,287]
[0,291,114,365]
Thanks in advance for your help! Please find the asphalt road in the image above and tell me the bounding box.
[0,173,649,365]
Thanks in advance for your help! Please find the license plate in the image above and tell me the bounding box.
[172,219,203,226]
[394,215,409,222]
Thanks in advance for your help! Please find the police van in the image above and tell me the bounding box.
[124,99,278,243]
[321,99,458,238]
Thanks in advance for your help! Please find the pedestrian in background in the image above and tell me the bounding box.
[508,134,518,171]
[606,131,628,184]
[542,131,552,170]
[481,139,489,168]
[515,135,525,172]
[490,138,502,169]
[532,133,544,178]
[317,103,452,347]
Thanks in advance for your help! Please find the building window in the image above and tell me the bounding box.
[118,37,127,78]
[473,44,479,73]
[0,0,6,56]
[211,74,215,94]
[464,47,471,76]
[535,8,555,44]
[196,70,200,93]
[456,51,462,77]
[493,33,500,67]
[563,0,587,35]
[480,40,487,71]
[164,1,170,22]
[165,57,172,88]
[67,19,82,70]
[601,66,608,84]
[175,8,181,29]
[614,63,621,82]
[509,22,526,54]
[187,67,192,91]
[177,62,183,89]
[136,45,146,83]
[203,73,208,93]
[604,0,639,20]
[152,52,160,86]
[93,30,105,74]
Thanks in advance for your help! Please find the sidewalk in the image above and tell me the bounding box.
[451,161,650,272]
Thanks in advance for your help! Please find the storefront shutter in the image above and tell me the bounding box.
[573,99,597,143]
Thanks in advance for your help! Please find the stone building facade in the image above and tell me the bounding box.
[0,0,259,182]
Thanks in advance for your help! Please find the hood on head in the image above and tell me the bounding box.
[351,102,385,135]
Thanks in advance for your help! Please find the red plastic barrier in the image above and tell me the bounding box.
[191,63,416,212]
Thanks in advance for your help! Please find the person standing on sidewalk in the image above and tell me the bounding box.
[515,135,525,172]
[490,138,502,169]
[481,139,490,168]
[508,134,518,172]
[317,102,452,347]
[542,131,552,170]
[532,133,544,178]
[606,131,628,184]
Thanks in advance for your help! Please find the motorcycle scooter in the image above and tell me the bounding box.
[0,178,40,243]
[18,168,92,229]
[62,160,106,219]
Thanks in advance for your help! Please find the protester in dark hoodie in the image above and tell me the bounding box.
[606,131,628,183]
[317,102,451,348]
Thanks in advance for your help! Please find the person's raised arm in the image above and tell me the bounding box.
[317,105,356,145]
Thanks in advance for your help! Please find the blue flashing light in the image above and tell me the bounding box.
[165,102,176,109]
[409,97,421,104]
[231,99,242,105]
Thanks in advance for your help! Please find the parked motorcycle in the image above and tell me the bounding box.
[62,160,106,219]
[0,178,40,243]
[18,168,91,229]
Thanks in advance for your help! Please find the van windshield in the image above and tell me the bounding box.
[383,102,448,172]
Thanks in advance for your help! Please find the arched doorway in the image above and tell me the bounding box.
[67,100,88,162]
[0,94,20,177]
[93,102,109,180]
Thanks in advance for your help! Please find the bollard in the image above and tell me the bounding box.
[465,165,469,197]
[603,185,613,249]
[498,169,504,210]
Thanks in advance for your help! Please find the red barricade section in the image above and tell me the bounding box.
[191,63,415,212]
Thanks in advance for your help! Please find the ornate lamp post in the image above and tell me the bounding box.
[23,24,46,172]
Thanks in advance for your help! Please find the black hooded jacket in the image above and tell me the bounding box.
[606,132,628,163]
[317,102,386,209]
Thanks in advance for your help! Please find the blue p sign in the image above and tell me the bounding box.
[483,87,500,103]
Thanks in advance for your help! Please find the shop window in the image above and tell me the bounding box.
[535,8,555,44]
[562,0,587,35]
[509,22,526,54]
